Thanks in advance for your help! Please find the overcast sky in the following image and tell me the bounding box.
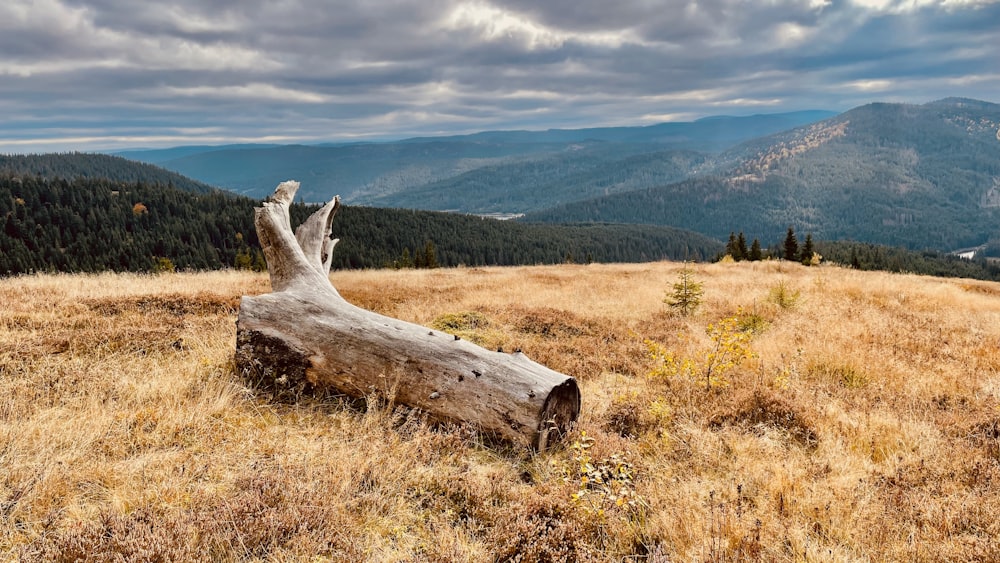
[1,0,998,153]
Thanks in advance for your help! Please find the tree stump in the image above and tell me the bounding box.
[235,181,581,450]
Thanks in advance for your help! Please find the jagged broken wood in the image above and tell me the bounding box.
[235,181,580,450]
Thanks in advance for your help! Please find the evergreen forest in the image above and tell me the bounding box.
[1,153,216,193]
[0,174,723,275]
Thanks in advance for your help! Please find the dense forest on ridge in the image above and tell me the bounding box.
[0,174,722,275]
[0,153,216,193]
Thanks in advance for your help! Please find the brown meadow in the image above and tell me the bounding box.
[1,261,999,561]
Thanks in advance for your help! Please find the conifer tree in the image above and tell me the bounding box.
[750,238,762,261]
[252,249,267,272]
[783,227,799,262]
[234,248,253,270]
[737,232,749,261]
[399,247,414,269]
[666,262,703,316]
[726,232,738,259]
[422,240,439,269]
[800,233,815,265]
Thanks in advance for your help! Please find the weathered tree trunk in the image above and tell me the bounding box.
[235,181,580,450]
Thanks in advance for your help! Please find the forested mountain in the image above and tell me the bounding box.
[0,174,722,276]
[525,98,1000,252]
[357,148,709,213]
[116,141,565,202]
[1,176,256,273]
[0,153,216,193]
[114,111,835,203]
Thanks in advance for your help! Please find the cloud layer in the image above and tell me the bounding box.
[2,0,998,152]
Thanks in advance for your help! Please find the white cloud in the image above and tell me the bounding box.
[155,83,330,103]
[443,1,636,49]
[639,112,701,123]
[774,22,814,46]
[708,97,785,107]
[0,59,124,77]
[945,72,1000,85]
[850,0,998,12]
[0,0,89,31]
[135,38,281,72]
[638,88,743,104]
[845,79,894,91]
[0,132,311,152]
[0,0,280,77]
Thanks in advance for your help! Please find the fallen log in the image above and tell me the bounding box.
[235,181,580,450]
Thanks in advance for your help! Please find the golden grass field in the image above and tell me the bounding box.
[2,261,999,561]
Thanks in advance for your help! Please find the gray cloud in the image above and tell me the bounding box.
[1,0,998,152]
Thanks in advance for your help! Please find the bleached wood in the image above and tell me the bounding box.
[235,181,580,450]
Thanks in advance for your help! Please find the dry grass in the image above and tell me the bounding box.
[2,262,999,561]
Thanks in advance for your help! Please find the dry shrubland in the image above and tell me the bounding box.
[2,261,999,561]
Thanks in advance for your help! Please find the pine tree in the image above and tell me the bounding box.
[252,249,267,272]
[422,240,439,269]
[234,248,253,270]
[666,262,703,316]
[800,233,815,265]
[783,227,799,262]
[737,232,749,261]
[749,238,762,261]
[399,247,414,269]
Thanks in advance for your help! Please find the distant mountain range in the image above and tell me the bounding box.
[114,111,836,203]
[110,98,1000,253]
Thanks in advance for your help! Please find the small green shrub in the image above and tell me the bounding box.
[647,311,757,391]
[151,256,175,274]
[808,361,868,389]
[665,262,703,317]
[430,311,493,345]
[736,309,770,335]
[431,311,489,333]
[768,280,800,309]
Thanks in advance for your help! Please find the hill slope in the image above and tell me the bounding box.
[357,148,710,213]
[5,263,999,560]
[0,153,217,193]
[120,141,564,202]
[526,98,1000,251]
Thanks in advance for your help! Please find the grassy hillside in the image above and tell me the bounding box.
[3,262,999,560]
